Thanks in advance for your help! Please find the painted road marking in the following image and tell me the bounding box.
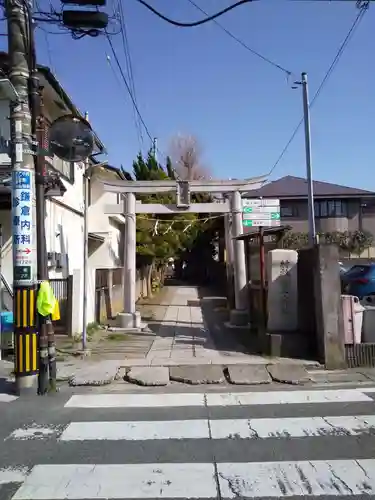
[210,415,375,439]
[217,460,375,497]
[10,461,375,498]
[59,420,210,441]
[0,394,18,403]
[0,466,29,485]
[9,415,375,442]
[357,386,375,393]
[205,389,373,406]
[64,389,374,408]
[11,463,217,499]
[7,424,62,441]
[64,393,205,408]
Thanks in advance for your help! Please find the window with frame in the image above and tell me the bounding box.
[280,205,298,218]
[314,199,347,218]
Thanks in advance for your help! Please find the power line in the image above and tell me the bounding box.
[105,33,170,167]
[267,2,369,178]
[186,0,292,77]
[106,32,154,142]
[135,0,256,28]
[116,0,144,147]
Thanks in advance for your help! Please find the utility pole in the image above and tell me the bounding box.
[34,86,57,393]
[152,137,157,162]
[82,111,89,352]
[301,72,316,246]
[6,0,39,393]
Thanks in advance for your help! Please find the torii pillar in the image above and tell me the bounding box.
[229,190,249,326]
[118,192,141,329]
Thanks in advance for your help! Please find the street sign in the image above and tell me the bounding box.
[243,212,280,221]
[242,198,280,208]
[243,219,281,227]
[12,169,34,283]
[243,206,280,214]
[242,197,280,229]
[14,265,31,281]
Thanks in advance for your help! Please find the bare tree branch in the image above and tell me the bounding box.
[169,134,211,180]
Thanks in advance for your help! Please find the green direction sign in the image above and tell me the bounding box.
[14,265,31,281]
[271,212,280,220]
[243,220,254,227]
[243,207,253,213]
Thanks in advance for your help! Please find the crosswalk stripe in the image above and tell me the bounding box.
[0,394,18,403]
[5,388,375,499]
[10,460,375,499]
[11,463,218,499]
[0,466,29,485]
[8,415,374,442]
[64,388,374,408]
[217,459,375,497]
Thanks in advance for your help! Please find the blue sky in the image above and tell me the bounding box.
[1,0,374,189]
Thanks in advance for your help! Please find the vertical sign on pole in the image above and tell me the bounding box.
[12,168,38,391]
[12,169,35,282]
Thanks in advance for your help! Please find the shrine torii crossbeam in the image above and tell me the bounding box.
[103,175,267,329]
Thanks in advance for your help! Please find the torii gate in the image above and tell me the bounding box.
[103,176,267,329]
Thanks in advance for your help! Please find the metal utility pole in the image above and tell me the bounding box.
[301,72,316,246]
[6,0,39,393]
[82,111,89,352]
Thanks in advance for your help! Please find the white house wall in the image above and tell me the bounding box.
[44,198,83,278]
[88,180,124,269]
[0,98,122,332]
[88,218,122,269]
[51,160,85,214]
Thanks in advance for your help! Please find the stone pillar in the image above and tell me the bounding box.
[118,192,141,329]
[267,249,298,332]
[224,213,235,308]
[314,244,345,369]
[229,191,248,326]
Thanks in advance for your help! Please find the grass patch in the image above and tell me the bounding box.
[107,333,129,342]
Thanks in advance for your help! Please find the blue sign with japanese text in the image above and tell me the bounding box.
[12,169,34,281]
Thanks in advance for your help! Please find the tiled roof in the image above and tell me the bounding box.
[245,176,375,199]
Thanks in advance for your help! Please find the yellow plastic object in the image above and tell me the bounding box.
[36,281,57,317]
[51,299,60,321]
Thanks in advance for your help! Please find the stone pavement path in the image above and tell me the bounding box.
[54,285,323,387]
[124,286,319,369]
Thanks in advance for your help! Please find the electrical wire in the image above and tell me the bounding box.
[106,32,155,144]
[135,0,256,28]
[105,30,173,171]
[267,2,369,178]
[116,0,144,147]
[186,0,292,77]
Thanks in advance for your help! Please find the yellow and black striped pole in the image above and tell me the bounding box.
[14,286,39,381]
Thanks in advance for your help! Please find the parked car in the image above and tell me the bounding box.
[342,264,375,299]
[339,262,349,275]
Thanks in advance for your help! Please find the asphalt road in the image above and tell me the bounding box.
[1,385,375,500]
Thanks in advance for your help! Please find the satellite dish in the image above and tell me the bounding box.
[48,114,94,162]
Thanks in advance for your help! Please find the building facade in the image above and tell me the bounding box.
[246,176,375,235]
[0,54,124,336]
